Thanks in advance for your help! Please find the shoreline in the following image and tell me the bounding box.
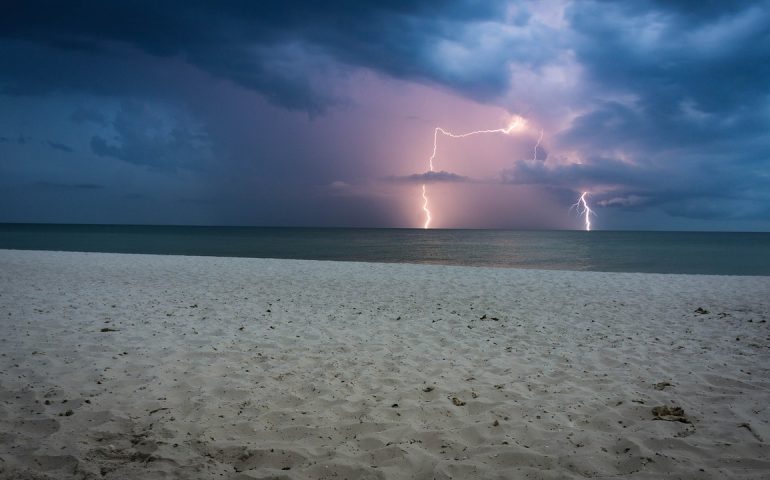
[2,248,769,277]
[1,249,769,479]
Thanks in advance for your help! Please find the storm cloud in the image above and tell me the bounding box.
[0,1,524,112]
[46,140,74,153]
[387,170,473,184]
[1,1,768,229]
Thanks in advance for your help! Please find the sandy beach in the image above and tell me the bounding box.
[1,249,769,479]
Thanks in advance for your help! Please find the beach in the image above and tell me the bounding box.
[1,249,769,479]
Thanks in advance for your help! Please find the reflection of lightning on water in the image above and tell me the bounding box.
[421,117,527,229]
[571,191,595,231]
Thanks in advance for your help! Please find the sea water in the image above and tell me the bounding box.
[1,224,769,275]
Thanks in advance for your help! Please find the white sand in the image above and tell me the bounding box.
[0,249,769,479]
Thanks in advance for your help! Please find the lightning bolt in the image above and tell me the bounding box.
[532,129,543,161]
[571,191,595,231]
[421,184,432,229]
[415,122,593,231]
[421,116,528,228]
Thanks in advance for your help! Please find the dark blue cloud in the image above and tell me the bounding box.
[541,0,770,225]
[0,1,517,113]
[46,140,74,153]
[0,1,769,229]
[70,107,108,127]
[501,152,770,221]
[88,101,211,171]
[34,181,102,190]
[566,1,770,115]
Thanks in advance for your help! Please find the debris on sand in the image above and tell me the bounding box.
[738,422,764,442]
[652,405,691,423]
[694,307,709,315]
[654,381,673,390]
[100,327,119,332]
[451,397,466,407]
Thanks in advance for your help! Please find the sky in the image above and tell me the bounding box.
[1,0,769,230]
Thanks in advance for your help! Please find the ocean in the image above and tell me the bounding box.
[1,224,769,276]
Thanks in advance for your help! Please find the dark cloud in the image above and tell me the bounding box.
[0,134,32,145]
[559,0,770,174]
[566,1,770,115]
[502,151,770,221]
[46,140,74,153]
[89,101,211,171]
[70,107,108,126]
[597,0,762,22]
[387,170,472,184]
[34,181,102,190]
[1,1,769,229]
[0,1,522,113]
[540,0,770,225]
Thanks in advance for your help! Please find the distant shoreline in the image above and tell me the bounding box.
[1,248,768,278]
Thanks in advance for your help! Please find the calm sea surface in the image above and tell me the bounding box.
[1,224,769,275]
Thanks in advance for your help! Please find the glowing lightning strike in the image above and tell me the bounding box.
[532,129,543,162]
[421,184,432,229]
[421,116,528,228]
[571,192,595,231]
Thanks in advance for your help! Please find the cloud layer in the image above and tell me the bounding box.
[1,1,768,229]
